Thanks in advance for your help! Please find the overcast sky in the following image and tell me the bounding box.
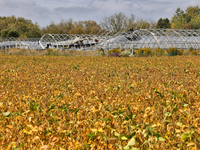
[0,0,199,27]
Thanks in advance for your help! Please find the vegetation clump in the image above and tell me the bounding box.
[108,48,121,57]
[166,47,184,56]
[134,47,152,57]
[190,50,200,56]
[120,50,131,57]
[2,47,200,57]
[152,47,166,56]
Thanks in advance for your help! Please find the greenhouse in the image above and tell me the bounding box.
[0,29,200,50]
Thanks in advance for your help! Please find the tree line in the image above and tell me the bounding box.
[0,16,41,38]
[0,6,199,38]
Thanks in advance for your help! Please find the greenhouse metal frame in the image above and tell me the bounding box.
[0,29,200,51]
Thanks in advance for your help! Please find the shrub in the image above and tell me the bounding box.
[119,50,131,57]
[188,47,200,56]
[166,47,183,56]
[177,49,184,55]
[108,48,121,57]
[190,50,200,56]
[189,47,195,52]
[120,48,125,51]
[135,47,152,57]
[152,47,165,56]
[46,48,59,56]
[108,49,121,55]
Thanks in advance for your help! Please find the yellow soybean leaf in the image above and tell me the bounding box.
[32,128,38,132]
[90,129,98,132]
[2,112,10,117]
[121,136,128,140]
[40,145,49,150]
[180,132,191,140]
[6,125,13,129]
[62,130,67,133]
[0,102,3,108]
[187,143,195,147]
[98,128,104,133]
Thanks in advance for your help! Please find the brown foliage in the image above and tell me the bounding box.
[0,56,200,149]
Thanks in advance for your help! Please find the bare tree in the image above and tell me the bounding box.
[100,12,157,32]
[100,12,136,33]
[135,18,151,29]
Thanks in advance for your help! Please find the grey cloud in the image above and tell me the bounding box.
[53,7,96,14]
[52,6,102,22]
[0,0,199,27]
[0,0,65,26]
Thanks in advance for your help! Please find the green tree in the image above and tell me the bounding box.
[156,18,171,29]
[136,18,151,29]
[41,21,59,34]
[0,15,41,38]
[41,19,101,35]
[1,29,9,37]
[25,23,41,38]
[83,20,101,34]
[171,6,200,29]
[156,18,163,29]
[41,20,75,34]
[68,27,84,34]
[163,18,171,28]
[8,30,19,37]
[190,14,200,29]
